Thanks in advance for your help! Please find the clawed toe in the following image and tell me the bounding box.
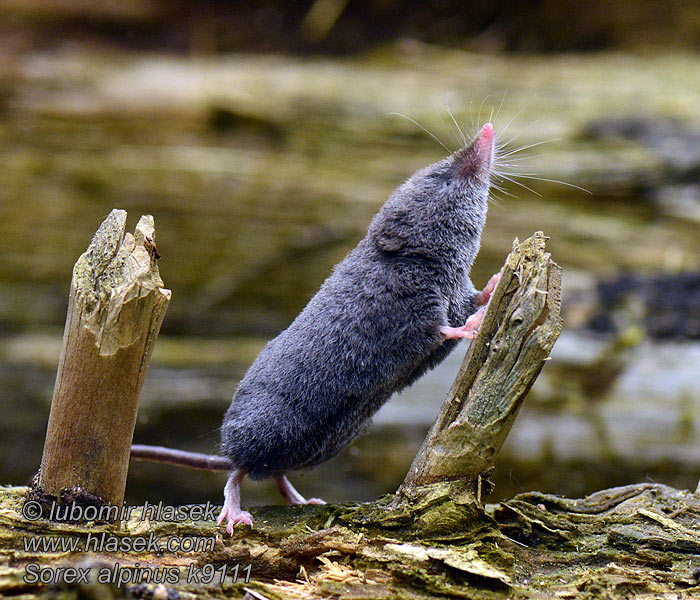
[440,325,475,340]
[231,511,254,529]
[217,507,254,534]
[276,475,326,506]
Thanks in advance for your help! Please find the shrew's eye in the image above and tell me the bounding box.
[428,171,450,183]
[427,171,454,189]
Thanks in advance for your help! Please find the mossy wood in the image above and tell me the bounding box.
[38,210,171,508]
[4,481,700,599]
[399,231,563,495]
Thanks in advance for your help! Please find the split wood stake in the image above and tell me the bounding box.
[38,209,170,508]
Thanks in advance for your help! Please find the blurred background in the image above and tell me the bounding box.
[1,0,699,508]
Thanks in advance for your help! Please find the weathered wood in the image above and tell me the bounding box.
[398,231,563,495]
[38,209,170,508]
[5,481,700,599]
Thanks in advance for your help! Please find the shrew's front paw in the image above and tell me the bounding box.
[475,272,501,307]
[439,306,487,340]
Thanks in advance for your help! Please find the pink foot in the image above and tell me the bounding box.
[475,272,501,306]
[218,469,252,534]
[276,476,326,506]
[440,273,502,340]
[217,506,253,534]
[439,306,486,340]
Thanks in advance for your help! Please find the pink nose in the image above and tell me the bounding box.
[455,122,495,177]
[477,122,494,168]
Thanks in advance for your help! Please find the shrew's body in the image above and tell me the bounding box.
[217,123,499,531]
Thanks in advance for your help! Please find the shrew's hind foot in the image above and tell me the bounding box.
[218,469,253,534]
[276,475,326,505]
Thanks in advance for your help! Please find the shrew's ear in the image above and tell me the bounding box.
[368,210,411,252]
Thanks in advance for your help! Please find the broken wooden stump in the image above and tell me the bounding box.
[36,209,170,511]
[397,231,563,506]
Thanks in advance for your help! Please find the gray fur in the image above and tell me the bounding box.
[221,133,492,480]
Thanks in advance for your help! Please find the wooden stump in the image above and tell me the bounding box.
[398,231,563,497]
[37,209,170,509]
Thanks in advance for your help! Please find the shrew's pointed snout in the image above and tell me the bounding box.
[455,122,494,178]
[478,122,494,164]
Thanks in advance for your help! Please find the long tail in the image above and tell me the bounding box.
[130,445,232,471]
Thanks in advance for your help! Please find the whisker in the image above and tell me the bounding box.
[431,97,458,151]
[477,95,492,128]
[489,194,504,209]
[388,112,451,153]
[498,138,561,157]
[494,173,543,197]
[512,174,591,194]
[495,154,543,164]
[492,165,544,174]
[445,104,467,147]
[499,97,534,138]
[494,89,508,123]
[497,118,540,150]
[489,181,518,199]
